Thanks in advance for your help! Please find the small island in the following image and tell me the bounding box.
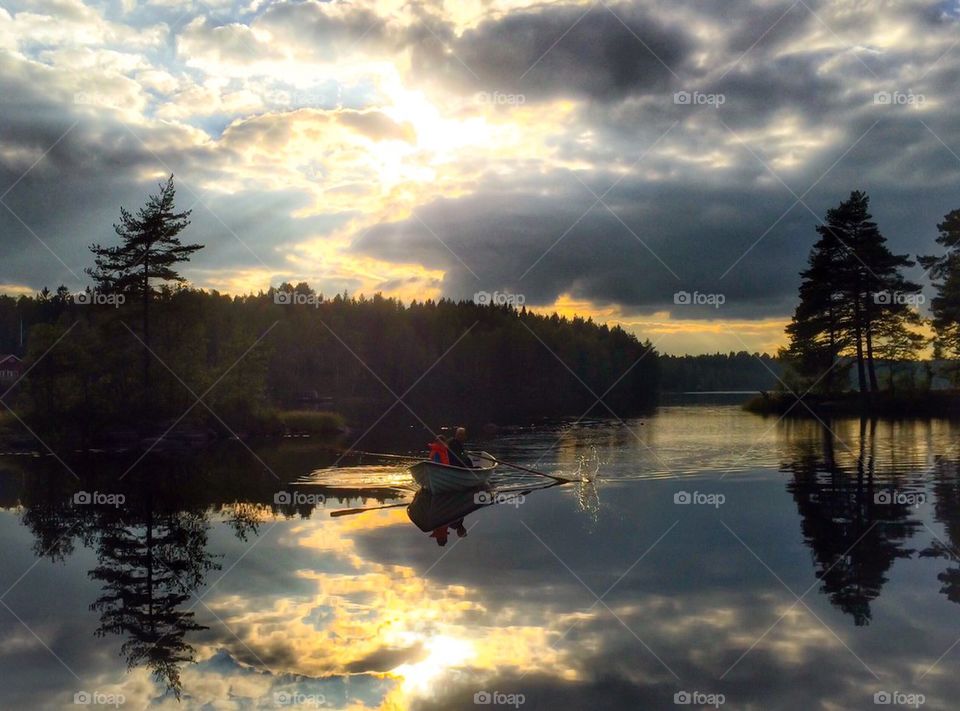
[746,190,960,417]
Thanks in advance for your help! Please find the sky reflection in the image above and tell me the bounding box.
[2,408,960,708]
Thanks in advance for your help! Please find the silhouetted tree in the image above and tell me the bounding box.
[783,216,853,393]
[87,175,200,400]
[919,208,960,380]
[784,191,922,397]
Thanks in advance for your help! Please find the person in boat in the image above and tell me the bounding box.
[428,435,450,465]
[446,427,473,468]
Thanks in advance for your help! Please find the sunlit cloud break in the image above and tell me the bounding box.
[2,0,960,352]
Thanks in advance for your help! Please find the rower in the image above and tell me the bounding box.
[447,427,472,468]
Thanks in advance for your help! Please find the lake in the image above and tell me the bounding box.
[1,404,958,710]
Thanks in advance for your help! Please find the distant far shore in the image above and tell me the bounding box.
[744,390,960,418]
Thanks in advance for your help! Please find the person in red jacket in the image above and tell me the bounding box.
[428,435,450,465]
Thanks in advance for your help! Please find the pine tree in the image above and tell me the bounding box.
[786,191,922,397]
[919,208,960,361]
[840,192,921,391]
[87,175,200,399]
[784,221,852,393]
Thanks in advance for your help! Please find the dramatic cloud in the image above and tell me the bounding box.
[409,3,694,102]
[2,0,960,352]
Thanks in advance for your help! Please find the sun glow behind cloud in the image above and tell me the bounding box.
[2,0,956,353]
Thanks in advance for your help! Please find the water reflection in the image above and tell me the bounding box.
[89,504,217,698]
[921,457,960,605]
[781,418,921,625]
[18,473,223,699]
[406,485,564,547]
[4,411,960,708]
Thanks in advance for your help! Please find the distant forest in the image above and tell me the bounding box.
[0,284,792,446]
[659,352,782,392]
[0,287,660,442]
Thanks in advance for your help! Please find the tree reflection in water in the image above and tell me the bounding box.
[782,418,921,625]
[89,497,219,699]
[921,456,960,604]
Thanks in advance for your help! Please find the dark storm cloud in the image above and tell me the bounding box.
[352,170,815,320]
[709,55,851,127]
[410,2,694,102]
[351,92,960,322]
[345,0,960,322]
[343,643,426,673]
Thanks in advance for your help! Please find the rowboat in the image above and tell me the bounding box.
[409,451,498,493]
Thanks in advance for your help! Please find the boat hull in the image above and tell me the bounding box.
[409,451,496,493]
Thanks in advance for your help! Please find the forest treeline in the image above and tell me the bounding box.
[1,285,796,443]
[0,287,660,443]
[659,352,782,392]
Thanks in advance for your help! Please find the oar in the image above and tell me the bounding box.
[489,457,579,484]
[336,449,422,463]
[329,502,409,517]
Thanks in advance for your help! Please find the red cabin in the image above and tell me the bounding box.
[0,355,23,385]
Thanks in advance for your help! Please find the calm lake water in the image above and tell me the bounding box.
[2,404,960,710]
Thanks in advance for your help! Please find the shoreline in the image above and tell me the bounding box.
[744,390,960,418]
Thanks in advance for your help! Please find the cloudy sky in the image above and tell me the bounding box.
[1,0,959,354]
